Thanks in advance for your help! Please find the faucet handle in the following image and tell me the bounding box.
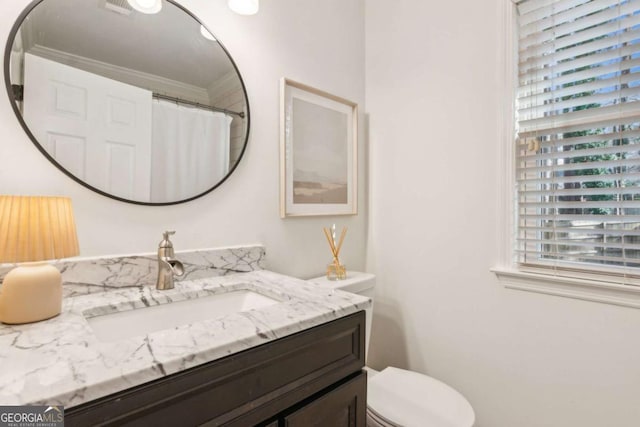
[159,230,176,249]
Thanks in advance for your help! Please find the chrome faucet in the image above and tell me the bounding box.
[156,231,185,290]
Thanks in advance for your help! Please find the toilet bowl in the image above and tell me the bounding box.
[309,272,475,427]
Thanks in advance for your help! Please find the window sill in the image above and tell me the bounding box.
[492,267,640,309]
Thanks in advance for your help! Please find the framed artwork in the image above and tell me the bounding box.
[280,78,358,217]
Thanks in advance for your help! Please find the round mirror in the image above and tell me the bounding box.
[4,0,250,205]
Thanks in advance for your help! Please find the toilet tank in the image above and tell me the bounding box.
[308,272,375,358]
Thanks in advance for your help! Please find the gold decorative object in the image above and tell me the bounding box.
[323,224,347,281]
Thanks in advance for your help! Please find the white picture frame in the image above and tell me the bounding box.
[280,78,358,218]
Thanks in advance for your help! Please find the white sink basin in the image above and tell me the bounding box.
[86,290,279,342]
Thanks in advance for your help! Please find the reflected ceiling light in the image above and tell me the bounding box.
[127,0,162,14]
[200,25,216,41]
[228,0,259,15]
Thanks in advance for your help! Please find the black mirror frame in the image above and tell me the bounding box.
[3,0,251,206]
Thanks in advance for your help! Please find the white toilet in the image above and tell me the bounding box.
[309,272,475,427]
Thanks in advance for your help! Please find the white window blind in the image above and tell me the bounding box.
[515,0,640,280]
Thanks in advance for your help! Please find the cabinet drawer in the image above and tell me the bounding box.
[66,311,365,426]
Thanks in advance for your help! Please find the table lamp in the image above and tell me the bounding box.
[0,196,79,324]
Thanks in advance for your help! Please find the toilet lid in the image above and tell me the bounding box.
[367,367,475,427]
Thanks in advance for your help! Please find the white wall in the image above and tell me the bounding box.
[365,1,640,426]
[0,0,366,279]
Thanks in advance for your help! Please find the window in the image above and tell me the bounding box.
[514,0,640,284]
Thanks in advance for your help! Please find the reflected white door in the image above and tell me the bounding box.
[23,53,152,201]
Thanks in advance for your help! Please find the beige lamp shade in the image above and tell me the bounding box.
[0,196,79,263]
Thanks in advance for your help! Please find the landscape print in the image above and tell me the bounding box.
[292,98,348,204]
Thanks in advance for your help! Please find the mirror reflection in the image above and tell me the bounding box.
[7,0,249,204]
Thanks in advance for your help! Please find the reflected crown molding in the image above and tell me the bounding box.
[29,45,210,104]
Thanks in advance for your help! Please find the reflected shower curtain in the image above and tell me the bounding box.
[151,99,232,202]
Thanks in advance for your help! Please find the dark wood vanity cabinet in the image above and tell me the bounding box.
[65,311,366,427]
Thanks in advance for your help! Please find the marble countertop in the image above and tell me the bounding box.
[0,270,370,408]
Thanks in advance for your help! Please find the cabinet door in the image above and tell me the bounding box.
[283,372,366,427]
